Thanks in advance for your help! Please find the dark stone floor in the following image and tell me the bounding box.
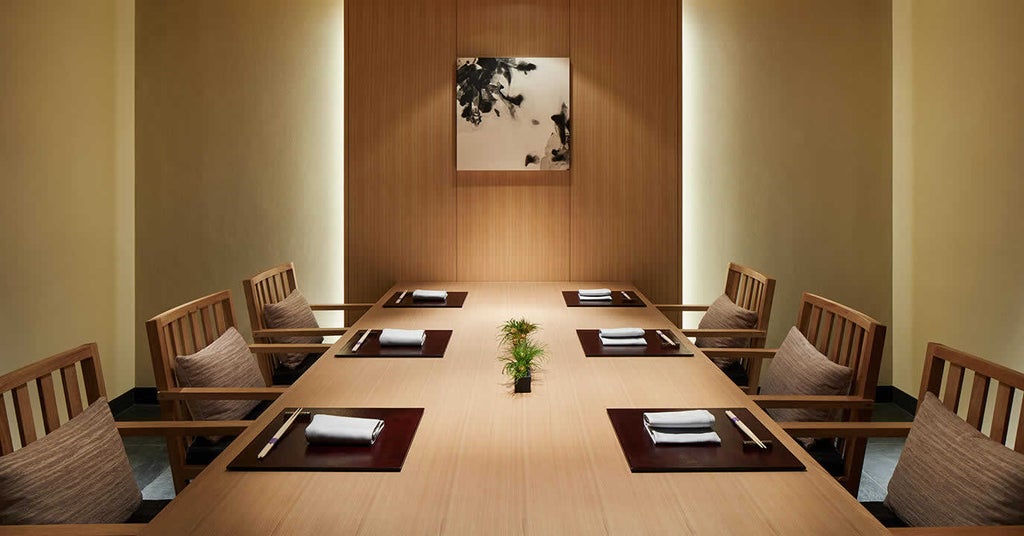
[115,402,915,502]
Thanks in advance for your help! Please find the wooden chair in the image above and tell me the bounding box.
[782,343,1024,532]
[655,262,777,391]
[146,290,317,492]
[705,292,887,495]
[242,262,372,385]
[1,343,248,535]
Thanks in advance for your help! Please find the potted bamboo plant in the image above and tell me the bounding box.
[498,318,545,393]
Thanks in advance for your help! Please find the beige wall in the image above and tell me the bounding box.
[0,0,136,398]
[892,0,1024,396]
[682,0,894,383]
[135,0,346,386]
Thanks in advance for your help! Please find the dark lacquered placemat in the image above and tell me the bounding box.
[335,330,451,358]
[576,329,693,357]
[606,408,805,473]
[228,408,424,472]
[562,290,646,307]
[383,291,468,308]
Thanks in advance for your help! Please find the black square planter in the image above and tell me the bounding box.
[514,372,532,393]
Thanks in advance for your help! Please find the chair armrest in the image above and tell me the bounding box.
[653,304,710,312]
[680,328,767,339]
[116,420,252,437]
[750,395,874,410]
[778,421,912,438]
[700,348,778,362]
[249,343,330,354]
[252,327,347,338]
[889,527,1024,535]
[309,303,374,311]
[158,387,287,401]
[3,525,143,535]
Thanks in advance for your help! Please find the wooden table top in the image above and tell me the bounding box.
[143,282,886,535]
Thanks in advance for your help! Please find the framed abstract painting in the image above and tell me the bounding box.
[456,57,570,171]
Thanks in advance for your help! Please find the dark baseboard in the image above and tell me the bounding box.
[875,385,917,416]
[108,387,159,416]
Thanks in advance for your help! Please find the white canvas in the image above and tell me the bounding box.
[456,57,570,171]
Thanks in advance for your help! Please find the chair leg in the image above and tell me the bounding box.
[842,408,871,496]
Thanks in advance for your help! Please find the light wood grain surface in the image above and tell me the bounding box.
[454,0,572,282]
[142,282,886,535]
[569,0,682,305]
[344,0,458,305]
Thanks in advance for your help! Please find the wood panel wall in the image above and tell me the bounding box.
[345,0,457,304]
[456,0,571,281]
[570,0,682,304]
[346,0,681,303]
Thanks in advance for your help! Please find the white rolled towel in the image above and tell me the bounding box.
[645,424,721,446]
[378,328,426,347]
[599,327,646,338]
[412,289,447,301]
[578,288,612,297]
[579,295,613,301]
[643,409,715,429]
[599,336,648,346]
[305,414,384,446]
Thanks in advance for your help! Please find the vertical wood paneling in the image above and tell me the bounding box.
[455,0,571,281]
[457,172,570,280]
[570,0,682,302]
[346,0,682,293]
[456,0,569,56]
[345,0,457,301]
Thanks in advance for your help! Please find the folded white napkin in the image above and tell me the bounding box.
[305,414,384,446]
[378,328,426,347]
[412,289,447,301]
[599,327,646,338]
[645,423,721,445]
[579,295,613,301]
[578,288,612,297]
[643,409,715,429]
[599,336,648,346]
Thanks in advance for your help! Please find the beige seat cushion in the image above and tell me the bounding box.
[175,326,266,422]
[262,289,323,369]
[0,398,141,525]
[885,392,1024,527]
[695,294,759,368]
[760,326,853,423]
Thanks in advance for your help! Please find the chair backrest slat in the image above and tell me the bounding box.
[0,396,13,455]
[990,382,1014,444]
[35,374,61,434]
[60,365,84,418]
[0,343,106,453]
[721,263,776,349]
[965,373,990,430]
[1016,415,1024,455]
[919,343,1024,452]
[13,384,37,446]
[942,364,965,412]
[80,352,105,403]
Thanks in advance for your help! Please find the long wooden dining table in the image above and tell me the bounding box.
[142,281,888,535]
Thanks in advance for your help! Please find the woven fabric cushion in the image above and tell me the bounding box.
[175,327,265,422]
[695,294,759,368]
[0,398,141,524]
[884,392,1024,527]
[262,289,322,369]
[760,326,853,423]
